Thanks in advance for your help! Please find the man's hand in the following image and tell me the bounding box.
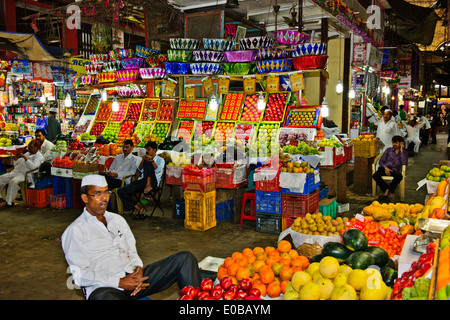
[118,267,149,296]
[400,142,405,152]
[384,167,391,176]
[143,154,153,162]
[107,171,118,177]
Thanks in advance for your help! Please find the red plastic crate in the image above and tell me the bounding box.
[166,166,183,186]
[344,145,353,162]
[282,189,319,219]
[166,174,183,186]
[318,147,345,167]
[254,166,281,192]
[215,165,248,189]
[26,187,53,208]
[182,182,215,193]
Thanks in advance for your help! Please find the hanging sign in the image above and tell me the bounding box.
[218,76,230,95]
[70,57,90,76]
[202,76,214,96]
[11,59,31,75]
[164,78,177,97]
[289,71,305,91]
[185,85,196,102]
[266,74,279,93]
[243,75,256,95]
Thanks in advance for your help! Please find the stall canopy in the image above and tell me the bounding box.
[0,31,57,61]
[386,0,440,46]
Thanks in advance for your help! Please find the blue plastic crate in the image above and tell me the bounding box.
[319,186,329,200]
[215,199,234,223]
[64,177,74,208]
[52,176,66,195]
[34,175,53,189]
[255,190,282,214]
[175,199,185,219]
[256,212,282,234]
[281,173,319,195]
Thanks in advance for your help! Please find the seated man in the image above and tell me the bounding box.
[100,139,138,190]
[0,139,44,208]
[372,135,408,202]
[35,129,55,172]
[117,142,164,219]
[405,118,424,155]
[61,175,201,300]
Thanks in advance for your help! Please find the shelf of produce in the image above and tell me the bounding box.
[193,120,216,141]
[115,121,136,146]
[238,92,266,123]
[95,101,113,122]
[101,122,121,143]
[283,105,323,129]
[157,99,176,122]
[89,121,107,137]
[214,121,236,143]
[125,99,144,122]
[219,92,244,121]
[234,123,257,147]
[177,99,208,120]
[150,122,172,144]
[135,122,155,147]
[176,120,195,144]
[253,122,281,157]
[83,95,101,116]
[109,100,129,122]
[262,92,291,123]
[140,98,160,122]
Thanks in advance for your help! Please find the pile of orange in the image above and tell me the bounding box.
[216,240,310,298]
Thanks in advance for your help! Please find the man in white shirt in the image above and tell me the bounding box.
[376,108,401,153]
[405,118,424,154]
[417,112,431,145]
[101,139,138,190]
[61,174,201,300]
[0,139,44,207]
[35,129,55,162]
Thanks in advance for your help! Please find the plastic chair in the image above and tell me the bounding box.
[240,189,256,225]
[371,152,406,201]
[135,166,166,218]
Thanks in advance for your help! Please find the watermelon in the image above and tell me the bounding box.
[380,265,398,287]
[342,228,368,252]
[311,253,324,263]
[366,246,390,267]
[322,242,352,263]
[346,251,375,270]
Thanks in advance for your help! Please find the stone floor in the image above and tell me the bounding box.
[0,132,447,300]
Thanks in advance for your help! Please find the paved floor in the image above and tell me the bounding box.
[0,132,447,300]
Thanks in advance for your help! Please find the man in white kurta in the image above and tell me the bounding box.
[405,118,424,154]
[101,139,138,190]
[376,109,401,153]
[0,139,45,207]
[35,129,55,163]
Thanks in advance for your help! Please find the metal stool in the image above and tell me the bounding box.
[240,189,256,224]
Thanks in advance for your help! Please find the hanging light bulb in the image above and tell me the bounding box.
[209,94,218,111]
[321,97,329,118]
[382,85,391,95]
[349,89,356,99]
[40,95,47,103]
[101,89,107,101]
[112,98,119,112]
[257,93,266,111]
[336,78,343,94]
[64,92,72,107]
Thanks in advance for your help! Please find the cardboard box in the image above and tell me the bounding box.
[73,163,99,173]
[51,167,73,178]
[439,160,450,167]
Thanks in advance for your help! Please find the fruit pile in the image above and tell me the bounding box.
[78,132,96,141]
[4,123,18,131]
[125,102,142,121]
[178,100,207,119]
[96,102,112,121]
[436,225,450,300]
[291,213,347,236]
[73,120,91,138]
[140,100,159,121]
[315,129,325,140]
[83,96,99,114]
[109,101,128,121]
[157,100,174,121]
[215,122,235,142]
[90,122,107,137]
[340,217,406,257]
[220,92,243,121]
[216,241,310,299]
[317,138,342,148]
[134,123,153,146]
[351,133,377,144]
[68,139,86,151]
[426,165,450,182]
[263,92,289,122]
[194,121,214,140]
[177,121,194,143]
[179,277,262,301]
[240,94,263,122]
[115,121,136,146]
[96,143,121,156]
[102,122,121,143]
[53,156,73,168]
[391,242,435,300]
[281,142,321,155]
[282,160,314,174]
[287,109,316,126]
[234,124,254,145]
[151,123,171,143]
[256,123,280,156]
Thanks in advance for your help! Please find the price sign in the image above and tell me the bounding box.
[185,85,196,103]
[218,76,230,95]
[243,75,256,95]
[202,76,214,96]
[164,78,177,97]
[266,75,279,93]
[290,72,305,91]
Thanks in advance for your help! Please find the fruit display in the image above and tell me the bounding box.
[214,122,235,142]
[52,140,68,152]
[391,242,436,300]
[220,92,244,121]
[83,95,100,115]
[194,121,215,140]
[285,108,319,127]
[282,160,315,174]
[4,123,18,131]
[96,143,121,156]
[281,141,321,155]
[315,129,325,140]
[215,241,311,299]
[239,94,264,122]
[101,122,121,143]
[278,129,309,148]
[426,165,450,182]
[68,140,86,151]
[78,132,96,141]
[263,92,289,122]
[151,123,171,143]
[316,138,343,148]
[178,277,262,300]
[125,101,143,121]
[361,201,422,228]
[177,99,207,119]
[140,99,159,122]
[157,99,175,121]
[234,123,254,146]
[109,101,128,121]
[134,123,153,147]
[351,133,378,144]
[96,102,112,121]
[73,119,91,138]
[90,122,107,137]
[340,216,406,257]
[115,121,137,146]
[290,213,348,236]
[436,225,450,300]
[52,156,73,169]
[256,123,280,157]
[177,121,195,143]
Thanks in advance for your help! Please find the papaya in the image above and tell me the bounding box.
[436,180,448,196]
[321,242,352,263]
[379,220,399,229]
[366,246,390,267]
[346,251,375,270]
[399,225,415,235]
[342,229,368,252]
[372,208,392,222]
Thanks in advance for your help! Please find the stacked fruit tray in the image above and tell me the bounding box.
[96,102,112,121]
[157,99,175,122]
[90,121,107,137]
[83,95,100,115]
[239,93,265,123]
[177,99,208,119]
[109,101,128,122]
[125,100,143,122]
[177,121,195,143]
[220,92,244,121]
[284,106,322,128]
[215,122,235,142]
[140,99,159,122]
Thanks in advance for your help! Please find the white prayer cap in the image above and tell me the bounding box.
[81,174,108,188]
[49,107,58,113]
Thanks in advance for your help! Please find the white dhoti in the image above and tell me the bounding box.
[405,138,421,153]
[0,171,26,205]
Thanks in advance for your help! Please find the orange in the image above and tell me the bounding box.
[267,282,281,298]
[252,280,267,297]
[292,266,304,273]
[265,256,278,268]
[280,280,289,294]
[253,260,266,273]
[216,268,228,281]
[277,240,292,253]
[265,246,276,254]
[242,248,254,257]
[297,255,310,269]
[279,267,294,281]
[252,272,260,283]
[236,256,248,267]
[227,262,239,276]
[236,267,251,282]
[279,258,291,268]
[255,252,268,261]
[288,249,299,259]
[246,254,256,264]
[259,265,275,284]
[223,257,235,268]
[232,252,245,260]
[253,247,265,255]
